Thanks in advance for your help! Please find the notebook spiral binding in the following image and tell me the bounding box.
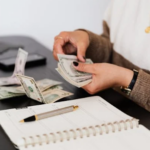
[22,118,139,148]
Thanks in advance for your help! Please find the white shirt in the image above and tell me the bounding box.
[104,0,150,71]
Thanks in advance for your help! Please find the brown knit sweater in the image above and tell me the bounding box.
[84,21,150,112]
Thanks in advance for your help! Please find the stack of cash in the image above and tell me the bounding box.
[0,49,73,103]
[56,54,93,87]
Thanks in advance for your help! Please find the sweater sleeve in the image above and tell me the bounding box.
[77,4,150,112]
[82,24,150,112]
[129,70,150,111]
[84,21,112,63]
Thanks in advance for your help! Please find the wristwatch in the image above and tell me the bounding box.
[120,69,139,95]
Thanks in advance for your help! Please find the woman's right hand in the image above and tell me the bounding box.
[53,30,90,62]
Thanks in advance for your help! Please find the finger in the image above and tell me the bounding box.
[63,42,77,54]
[72,62,95,74]
[55,32,69,43]
[77,42,86,62]
[55,36,64,41]
[53,45,65,61]
[53,50,59,61]
[53,39,65,54]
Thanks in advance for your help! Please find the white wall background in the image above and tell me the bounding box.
[0,0,110,50]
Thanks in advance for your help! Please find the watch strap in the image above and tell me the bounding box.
[120,69,139,95]
[128,69,139,90]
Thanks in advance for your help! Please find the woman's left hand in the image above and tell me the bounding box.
[73,62,133,94]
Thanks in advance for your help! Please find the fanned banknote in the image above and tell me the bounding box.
[16,75,73,104]
[16,75,45,103]
[56,54,93,87]
[0,48,28,86]
[0,80,63,100]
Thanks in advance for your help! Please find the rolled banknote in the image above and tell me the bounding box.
[0,48,28,86]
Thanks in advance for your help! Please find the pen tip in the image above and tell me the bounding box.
[19,120,24,123]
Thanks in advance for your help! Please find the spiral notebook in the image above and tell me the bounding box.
[0,96,150,150]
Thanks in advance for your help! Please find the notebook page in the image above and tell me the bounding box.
[0,96,134,146]
[19,125,150,150]
[0,108,16,123]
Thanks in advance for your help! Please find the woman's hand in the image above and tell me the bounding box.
[73,62,133,94]
[53,30,90,62]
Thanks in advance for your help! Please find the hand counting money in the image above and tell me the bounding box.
[56,54,93,87]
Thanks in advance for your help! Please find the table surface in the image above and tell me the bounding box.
[0,36,149,150]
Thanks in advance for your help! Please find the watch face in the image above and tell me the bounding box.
[120,87,131,96]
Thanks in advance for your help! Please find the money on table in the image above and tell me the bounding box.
[0,49,73,103]
[0,48,28,86]
[0,79,63,100]
[16,75,73,104]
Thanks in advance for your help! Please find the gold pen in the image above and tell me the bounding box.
[20,105,78,123]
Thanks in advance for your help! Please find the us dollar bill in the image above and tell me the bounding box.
[56,68,92,88]
[0,86,24,94]
[43,85,63,91]
[57,54,93,77]
[16,75,73,104]
[42,89,73,104]
[0,88,24,100]
[16,75,45,103]
[0,49,28,86]
[36,79,62,92]
[0,80,63,100]
[56,54,93,87]
[17,79,62,93]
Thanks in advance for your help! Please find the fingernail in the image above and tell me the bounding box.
[83,56,86,60]
[73,61,78,66]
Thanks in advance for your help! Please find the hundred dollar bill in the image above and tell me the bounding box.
[0,49,28,86]
[16,75,73,104]
[57,54,93,77]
